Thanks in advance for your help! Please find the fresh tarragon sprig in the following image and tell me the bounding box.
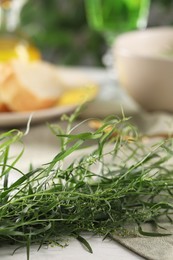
[0,108,173,260]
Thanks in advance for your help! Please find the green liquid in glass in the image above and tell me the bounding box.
[85,0,150,44]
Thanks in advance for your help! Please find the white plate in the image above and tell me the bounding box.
[0,105,76,127]
[0,67,98,128]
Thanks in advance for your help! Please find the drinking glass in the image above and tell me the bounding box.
[0,0,41,62]
[85,0,151,46]
[85,0,151,112]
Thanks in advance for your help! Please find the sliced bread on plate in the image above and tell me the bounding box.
[0,64,11,112]
[0,60,65,112]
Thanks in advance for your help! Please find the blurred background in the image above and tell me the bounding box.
[1,0,173,66]
[20,0,106,66]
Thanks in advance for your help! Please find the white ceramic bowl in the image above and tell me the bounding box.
[113,27,173,112]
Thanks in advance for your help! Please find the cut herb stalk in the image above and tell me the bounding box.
[0,111,173,260]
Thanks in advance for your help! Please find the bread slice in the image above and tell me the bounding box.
[0,103,10,112]
[0,64,11,112]
[0,60,64,112]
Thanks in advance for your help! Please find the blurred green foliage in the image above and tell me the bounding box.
[20,0,106,66]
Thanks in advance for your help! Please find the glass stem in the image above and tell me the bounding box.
[137,0,151,29]
[0,6,9,32]
[0,0,27,33]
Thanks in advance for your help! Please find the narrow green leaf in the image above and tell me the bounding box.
[138,226,172,237]
[76,235,93,253]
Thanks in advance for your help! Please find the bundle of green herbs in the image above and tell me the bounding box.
[1,109,173,259]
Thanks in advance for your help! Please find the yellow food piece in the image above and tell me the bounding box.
[57,84,98,106]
